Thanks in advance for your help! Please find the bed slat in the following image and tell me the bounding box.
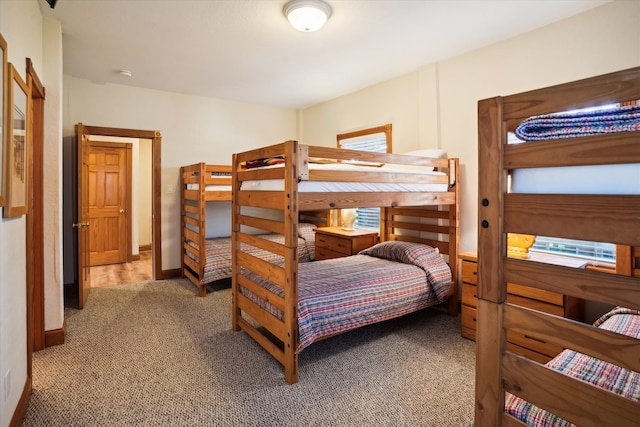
[504,304,640,372]
[504,193,640,246]
[307,169,449,184]
[237,191,284,210]
[504,131,640,168]
[236,316,285,364]
[504,258,640,311]
[502,67,640,122]
[236,251,286,285]
[237,292,287,341]
[236,232,287,257]
[502,352,640,427]
[297,191,456,211]
[237,215,285,235]
[237,274,285,313]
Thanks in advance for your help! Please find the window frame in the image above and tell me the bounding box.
[336,124,392,231]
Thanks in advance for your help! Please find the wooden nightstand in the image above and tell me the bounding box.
[459,251,583,363]
[315,227,379,260]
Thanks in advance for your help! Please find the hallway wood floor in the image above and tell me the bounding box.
[90,251,152,288]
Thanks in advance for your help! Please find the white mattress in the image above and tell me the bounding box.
[240,162,449,192]
[186,184,232,191]
[511,164,640,195]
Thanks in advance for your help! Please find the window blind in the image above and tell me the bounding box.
[340,136,387,229]
[531,237,616,266]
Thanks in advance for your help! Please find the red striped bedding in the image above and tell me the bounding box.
[239,241,452,352]
[504,307,640,426]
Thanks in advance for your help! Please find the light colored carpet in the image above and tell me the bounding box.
[24,279,476,426]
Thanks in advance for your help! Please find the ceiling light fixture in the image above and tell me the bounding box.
[119,69,132,77]
[283,0,332,32]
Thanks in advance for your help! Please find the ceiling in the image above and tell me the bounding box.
[39,0,610,109]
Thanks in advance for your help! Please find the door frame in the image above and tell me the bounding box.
[77,124,163,280]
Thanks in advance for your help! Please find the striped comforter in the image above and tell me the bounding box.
[514,104,640,141]
[240,241,452,352]
[505,307,640,426]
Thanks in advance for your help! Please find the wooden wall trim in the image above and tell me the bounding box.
[44,320,66,348]
[77,124,162,280]
[159,268,182,280]
[9,376,31,427]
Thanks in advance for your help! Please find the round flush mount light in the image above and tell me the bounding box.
[118,69,132,77]
[283,0,332,32]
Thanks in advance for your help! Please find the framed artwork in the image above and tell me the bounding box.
[0,33,6,207]
[4,63,29,217]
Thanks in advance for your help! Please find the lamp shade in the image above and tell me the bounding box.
[283,0,332,32]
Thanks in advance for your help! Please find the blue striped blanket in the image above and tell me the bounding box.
[515,104,640,141]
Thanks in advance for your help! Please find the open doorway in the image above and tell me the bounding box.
[87,137,153,287]
[63,124,162,308]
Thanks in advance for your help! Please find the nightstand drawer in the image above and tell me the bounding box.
[316,233,352,255]
[461,305,477,333]
[461,260,478,285]
[315,246,345,261]
[461,283,478,308]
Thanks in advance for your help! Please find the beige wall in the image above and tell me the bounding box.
[301,0,640,254]
[63,76,298,271]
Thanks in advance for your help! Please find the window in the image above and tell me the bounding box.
[531,237,616,267]
[337,124,392,230]
[519,101,637,268]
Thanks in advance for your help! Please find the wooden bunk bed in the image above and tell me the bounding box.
[230,140,459,384]
[180,162,330,297]
[476,67,640,426]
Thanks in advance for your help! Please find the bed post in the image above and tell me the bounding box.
[447,158,460,316]
[231,154,241,332]
[283,140,300,384]
[475,96,507,426]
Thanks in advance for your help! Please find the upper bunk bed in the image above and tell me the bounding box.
[475,66,640,426]
[230,140,460,384]
[180,162,330,297]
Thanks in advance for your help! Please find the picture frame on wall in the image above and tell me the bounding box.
[0,33,7,208]
[4,63,29,217]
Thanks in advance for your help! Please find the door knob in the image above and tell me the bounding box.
[120,209,126,214]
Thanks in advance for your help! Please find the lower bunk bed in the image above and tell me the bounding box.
[231,140,459,383]
[180,162,329,296]
[504,306,640,426]
[476,66,640,426]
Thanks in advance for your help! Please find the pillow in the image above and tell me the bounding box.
[245,155,285,169]
[360,241,452,301]
[400,148,447,158]
[359,241,439,265]
[297,222,317,242]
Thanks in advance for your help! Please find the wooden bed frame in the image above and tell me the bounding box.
[180,162,331,297]
[180,163,233,297]
[476,67,640,425]
[230,140,459,384]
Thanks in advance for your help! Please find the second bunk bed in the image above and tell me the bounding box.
[475,67,640,426]
[180,162,330,296]
[230,140,460,384]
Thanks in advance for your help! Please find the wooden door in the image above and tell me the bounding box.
[88,142,132,266]
[76,124,91,308]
